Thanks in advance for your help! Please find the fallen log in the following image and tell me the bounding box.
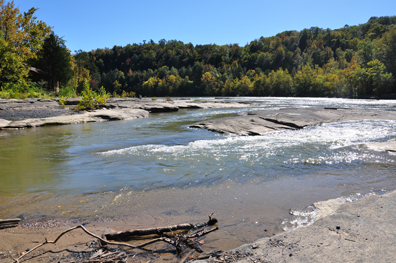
[104,223,194,240]
[105,213,218,241]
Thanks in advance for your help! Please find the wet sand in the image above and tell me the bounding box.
[2,189,395,262]
[193,189,396,262]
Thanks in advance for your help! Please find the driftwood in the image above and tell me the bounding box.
[105,213,218,241]
[13,225,141,263]
[105,223,194,240]
[14,214,219,263]
[0,218,20,229]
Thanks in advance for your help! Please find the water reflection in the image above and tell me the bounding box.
[0,127,70,199]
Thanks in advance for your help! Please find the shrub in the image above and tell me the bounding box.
[0,82,49,99]
[75,85,109,111]
[59,85,77,98]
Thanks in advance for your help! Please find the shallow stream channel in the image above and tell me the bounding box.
[1,97,396,253]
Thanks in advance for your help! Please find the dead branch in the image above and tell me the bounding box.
[104,223,194,240]
[84,250,128,263]
[187,226,219,239]
[0,218,21,229]
[105,213,218,241]
[14,225,143,263]
[14,214,219,263]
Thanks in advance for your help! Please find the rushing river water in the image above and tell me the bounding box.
[1,97,396,251]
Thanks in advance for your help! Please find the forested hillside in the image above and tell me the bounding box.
[75,16,396,98]
[1,0,395,99]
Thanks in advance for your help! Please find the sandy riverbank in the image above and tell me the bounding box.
[1,189,395,262]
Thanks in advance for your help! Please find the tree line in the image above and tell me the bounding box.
[1,0,396,98]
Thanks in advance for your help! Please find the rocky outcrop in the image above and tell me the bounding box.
[0,108,149,129]
[0,98,251,130]
[106,99,249,111]
[193,190,396,263]
[0,118,11,127]
[190,107,396,135]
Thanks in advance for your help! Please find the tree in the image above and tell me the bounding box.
[377,27,396,92]
[349,64,368,97]
[0,0,50,88]
[267,69,293,96]
[0,30,26,86]
[357,39,374,66]
[33,32,73,91]
[367,59,393,95]
[74,50,92,93]
[235,75,251,96]
[201,72,219,95]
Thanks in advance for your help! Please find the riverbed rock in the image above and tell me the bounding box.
[193,190,396,262]
[0,108,149,129]
[367,139,396,152]
[0,118,11,127]
[62,98,81,105]
[0,98,251,130]
[190,107,396,135]
[106,99,249,111]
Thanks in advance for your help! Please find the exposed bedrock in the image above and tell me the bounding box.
[0,108,150,129]
[193,190,396,263]
[0,98,250,130]
[190,107,396,136]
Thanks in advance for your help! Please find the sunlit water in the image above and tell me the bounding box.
[1,97,396,251]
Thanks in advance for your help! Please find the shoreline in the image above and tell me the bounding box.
[1,190,395,262]
[193,189,396,262]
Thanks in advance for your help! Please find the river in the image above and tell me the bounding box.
[0,97,395,251]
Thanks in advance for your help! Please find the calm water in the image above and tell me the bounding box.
[1,97,396,250]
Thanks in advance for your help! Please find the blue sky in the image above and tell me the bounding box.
[16,0,396,53]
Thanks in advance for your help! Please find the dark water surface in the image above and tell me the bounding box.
[1,97,396,251]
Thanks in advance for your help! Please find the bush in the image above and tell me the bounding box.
[0,82,50,99]
[75,85,109,111]
[59,85,77,98]
[58,96,67,107]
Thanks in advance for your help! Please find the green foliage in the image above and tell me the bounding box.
[75,84,109,111]
[0,0,51,88]
[95,90,110,106]
[72,16,392,99]
[58,96,67,107]
[32,32,74,91]
[0,82,49,98]
[367,59,394,95]
[97,86,107,96]
[58,85,77,98]
[76,85,96,110]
